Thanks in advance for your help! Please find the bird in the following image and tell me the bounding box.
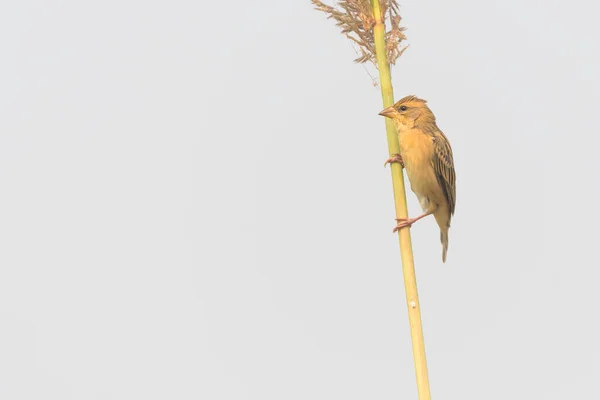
[379,95,456,262]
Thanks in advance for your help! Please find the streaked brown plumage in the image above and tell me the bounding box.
[380,95,456,262]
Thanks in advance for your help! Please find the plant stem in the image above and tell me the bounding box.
[370,1,431,398]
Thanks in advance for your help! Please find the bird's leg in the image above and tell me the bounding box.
[393,211,434,233]
[384,153,404,168]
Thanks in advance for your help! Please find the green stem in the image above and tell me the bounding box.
[370,1,431,399]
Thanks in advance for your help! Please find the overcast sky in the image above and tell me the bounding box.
[1,0,599,399]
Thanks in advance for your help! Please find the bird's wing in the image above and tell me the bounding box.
[431,131,456,215]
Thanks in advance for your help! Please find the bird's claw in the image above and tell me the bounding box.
[384,154,404,168]
[393,217,415,233]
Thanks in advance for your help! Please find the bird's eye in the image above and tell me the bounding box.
[399,105,408,111]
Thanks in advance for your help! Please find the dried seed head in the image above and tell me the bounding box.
[312,0,407,67]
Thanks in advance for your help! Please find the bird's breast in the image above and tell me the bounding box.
[398,129,438,198]
[399,129,433,172]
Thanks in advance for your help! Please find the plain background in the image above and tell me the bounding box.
[1,0,599,399]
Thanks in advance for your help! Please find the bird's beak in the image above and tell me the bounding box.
[379,106,398,119]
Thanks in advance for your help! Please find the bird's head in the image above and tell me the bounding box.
[379,95,434,126]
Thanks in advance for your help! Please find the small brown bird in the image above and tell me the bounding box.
[379,95,456,262]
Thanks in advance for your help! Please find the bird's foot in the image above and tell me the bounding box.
[384,153,404,168]
[393,217,417,233]
[392,211,433,233]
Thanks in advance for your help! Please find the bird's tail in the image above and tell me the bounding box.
[440,228,449,263]
[434,208,451,263]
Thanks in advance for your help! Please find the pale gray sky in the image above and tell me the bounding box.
[1,0,599,399]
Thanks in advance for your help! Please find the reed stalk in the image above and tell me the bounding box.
[371,2,431,398]
[312,1,431,398]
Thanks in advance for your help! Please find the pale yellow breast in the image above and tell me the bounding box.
[397,127,440,206]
